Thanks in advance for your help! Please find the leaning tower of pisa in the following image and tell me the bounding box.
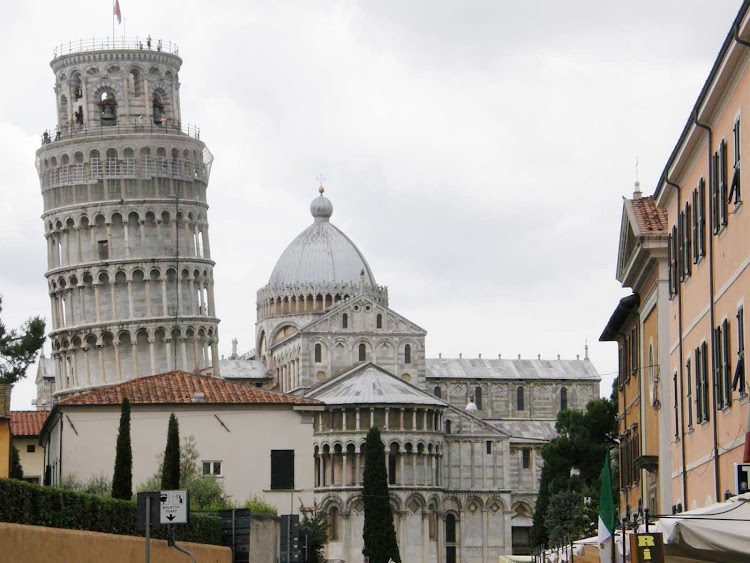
[36,38,220,399]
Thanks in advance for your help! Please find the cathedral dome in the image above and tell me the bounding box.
[268,189,377,288]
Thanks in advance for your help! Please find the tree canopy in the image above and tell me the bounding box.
[161,413,180,490]
[531,387,617,548]
[0,296,45,384]
[112,398,133,500]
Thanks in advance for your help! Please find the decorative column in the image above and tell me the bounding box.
[180,337,188,370]
[370,407,375,428]
[149,337,156,374]
[144,279,152,317]
[355,408,361,431]
[83,345,91,386]
[385,408,390,430]
[165,337,173,370]
[123,221,130,257]
[127,279,134,318]
[132,341,139,377]
[97,345,105,384]
[114,341,122,382]
[161,277,168,316]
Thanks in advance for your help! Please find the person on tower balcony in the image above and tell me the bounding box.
[160,114,167,127]
[147,35,151,49]
[157,39,162,52]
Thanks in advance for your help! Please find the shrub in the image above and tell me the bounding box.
[59,473,112,497]
[0,478,220,545]
[244,495,278,515]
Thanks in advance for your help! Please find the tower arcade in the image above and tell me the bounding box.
[36,38,220,398]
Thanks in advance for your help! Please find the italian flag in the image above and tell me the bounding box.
[598,448,615,561]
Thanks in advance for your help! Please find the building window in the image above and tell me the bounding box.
[736,306,746,396]
[668,227,679,298]
[433,386,441,398]
[673,371,679,439]
[560,387,568,411]
[358,343,366,362]
[97,240,109,260]
[475,386,482,410]
[699,342,710,422]
[270,450,294,490]
[388,452,397,485]
[314,343,322,363]
[682,202,691,278]
[685,358,693,428]
[698,178,706,256]
[486,441,492,455]
[522,448,531,469]
[428,503,437,539]
[445,419,452,434]
[376,313,382,329]
[630,325,639,380]
[342,313,348,329]
[517,386,524,411]
[721,139,729,226]
[329,506,340,541]
[714,320,732,409]
[445,514,457,543]
[27,445,36,453]
[202,460,222,476]
[731,117,742,204]
[695,346,703,424]
[404,344,411,364]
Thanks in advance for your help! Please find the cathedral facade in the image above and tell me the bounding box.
[255,188,601,561]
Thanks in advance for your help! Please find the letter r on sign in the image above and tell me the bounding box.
[638,535,656,547]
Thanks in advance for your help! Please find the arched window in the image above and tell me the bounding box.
[152,93,165,125]
[329,506,340,541]
[377,313,383,329]
[405,344,411,364]
[560,387,568,411]
[475,386,482,410]
[314,343,322,363]
[358,343,366,362]
[434,386,442,398]
[446,513,457,543]
[517,386,524,411]
[99,91,117,125]
[342,313,348,329]
[445,419,452,434]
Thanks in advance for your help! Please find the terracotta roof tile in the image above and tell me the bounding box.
[0,385,10,419]
[58,371,321,407]
[10,411,49,437]
[631,197,668,234]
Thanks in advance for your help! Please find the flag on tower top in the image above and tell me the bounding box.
[114,0,122,24]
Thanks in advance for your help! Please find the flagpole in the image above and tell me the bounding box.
[112,0,115,47]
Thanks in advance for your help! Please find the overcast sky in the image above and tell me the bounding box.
[1,0,743,409]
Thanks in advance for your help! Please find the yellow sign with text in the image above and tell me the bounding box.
[630,532,665,563]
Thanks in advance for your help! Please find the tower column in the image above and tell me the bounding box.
[149,338,156,374]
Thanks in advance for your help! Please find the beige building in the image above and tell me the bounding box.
[39,371,323,513]
[10,411,48,484]
[601,190,673,518]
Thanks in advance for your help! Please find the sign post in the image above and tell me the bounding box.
[136,492,161,563]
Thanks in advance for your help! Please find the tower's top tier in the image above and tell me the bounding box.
[46,37,189,137]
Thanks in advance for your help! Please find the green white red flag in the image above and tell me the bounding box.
[598,448,615,560]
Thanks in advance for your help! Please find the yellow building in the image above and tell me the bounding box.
[0,385,11,479]
[10,411,48,484]
[650,3,749,511]
[601,191,672,518]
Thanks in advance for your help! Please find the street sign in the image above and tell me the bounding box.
[136,492,161,531]
[160,489,189,525]
[735,463,750,495]
[630,532,665,563]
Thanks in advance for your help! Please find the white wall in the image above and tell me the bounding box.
[47,404,316,513]
[12,437,45,483]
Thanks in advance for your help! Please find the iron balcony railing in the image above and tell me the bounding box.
[52,37,179,58]
[40,121,201,147]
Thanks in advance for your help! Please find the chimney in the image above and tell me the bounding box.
[633,180,642,199]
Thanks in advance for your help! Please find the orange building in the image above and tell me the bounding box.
[650,2,749,511]
[601,190,672,518]
[0,385,11,478]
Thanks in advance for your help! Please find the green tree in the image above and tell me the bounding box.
[9,445,23,480]
[161,413,180,489]
[0,296,45,384]
[361,426,400,563]
[111,397,133,500]
[139,435,232,510]
[300,501,328,563]
[531,389,617,547]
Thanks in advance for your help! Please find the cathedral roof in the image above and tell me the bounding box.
[268,189,377,288]
[306,363,444,406]
[425,357,600,381]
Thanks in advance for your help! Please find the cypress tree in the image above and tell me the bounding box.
[362,426,401,563]
[9,445,23,480]
[161,413,180,489]
[111,397,133,499]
